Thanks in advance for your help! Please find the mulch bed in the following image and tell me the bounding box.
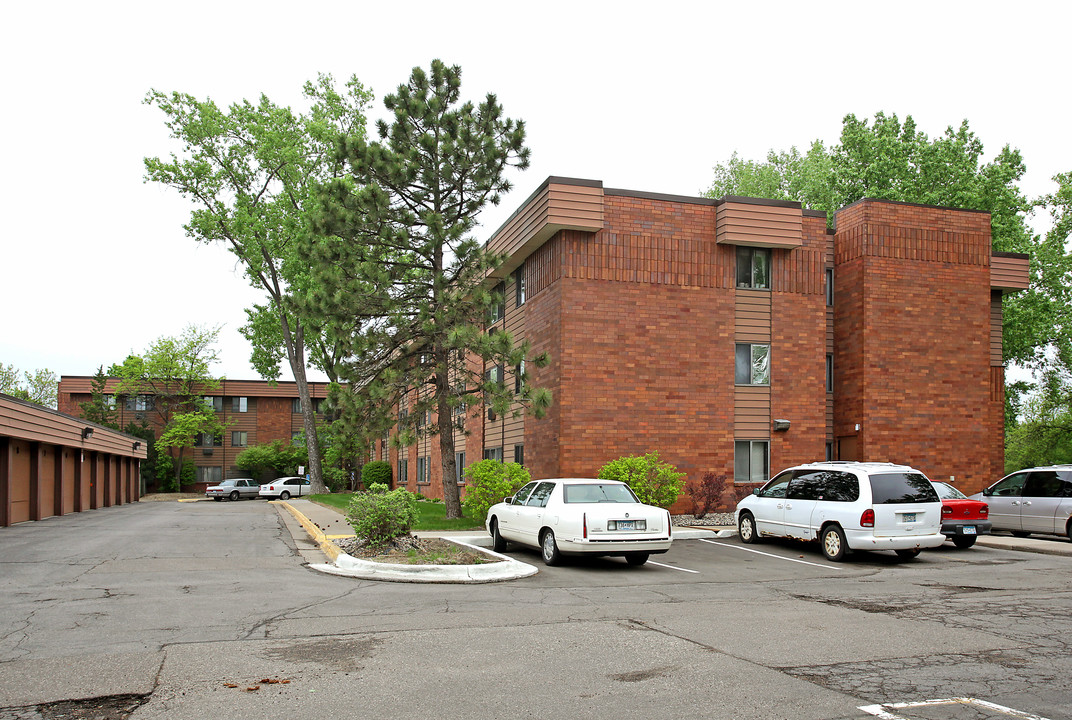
[333,535,502,565]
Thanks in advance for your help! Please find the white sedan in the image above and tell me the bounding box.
[258,476,312,500]
[485,478,673,566]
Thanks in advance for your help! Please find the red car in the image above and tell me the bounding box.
[931,481,991,548]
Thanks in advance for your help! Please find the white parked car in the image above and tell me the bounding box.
[970,465,1072,540]
[485,478,673,566]
[735,461,945,561]
[205,478,260,501]
[259,476,312,500]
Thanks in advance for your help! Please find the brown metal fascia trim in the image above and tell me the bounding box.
[604,187,719,207]
[803,208,828,219]
[993,251,1029,260]
[838,196,992,216]
[484,176,604,247]
[1,392,147,450]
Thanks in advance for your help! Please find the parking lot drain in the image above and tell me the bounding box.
[858,697,1052,720]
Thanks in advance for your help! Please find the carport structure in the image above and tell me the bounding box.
[0,393,147,526]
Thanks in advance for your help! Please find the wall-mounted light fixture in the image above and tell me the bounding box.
[133,441,141,451]
[81,427,94,440]
[773,419,791,432]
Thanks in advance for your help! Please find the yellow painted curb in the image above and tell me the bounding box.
[275,501,342,562]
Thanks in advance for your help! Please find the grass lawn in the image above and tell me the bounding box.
[308,493,484,531]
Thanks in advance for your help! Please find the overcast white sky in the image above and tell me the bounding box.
[2,0,1068,385]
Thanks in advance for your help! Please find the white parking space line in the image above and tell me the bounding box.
[859,697,1052,720]
[647,561,699,573]
[699,538,847,570]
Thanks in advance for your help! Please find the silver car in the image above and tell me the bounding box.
[971,465,1072,541]
[205,478,261,501]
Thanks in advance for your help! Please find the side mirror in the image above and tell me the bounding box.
[752,488,762,496]
[503,496,513,505]
[982,488,992,497]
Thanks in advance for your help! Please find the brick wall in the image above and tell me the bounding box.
[834,200,995,493]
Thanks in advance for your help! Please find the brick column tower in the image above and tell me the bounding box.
[833,199,994,488]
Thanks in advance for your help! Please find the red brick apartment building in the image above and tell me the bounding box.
[384,177,1028,508]
[56,378,330,490]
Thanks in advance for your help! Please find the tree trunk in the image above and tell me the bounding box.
[279,311,328,494]
[437,364,462,518]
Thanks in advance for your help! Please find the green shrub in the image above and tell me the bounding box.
[462,460,530,521]
[346,488,418,547]
[597,452,686,509]
[361,460,392,489]
[367,482,389,494]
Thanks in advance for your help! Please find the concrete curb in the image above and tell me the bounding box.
[311,538,539,583]
[277,500,341,563]
[279,502,538,583]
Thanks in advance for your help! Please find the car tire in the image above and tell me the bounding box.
[1067,520,1072,543]
[229,491,240,501]
[952,535,977,549]
[625,553,649,566]
[738,512,758,544]
[1011,531,1031,538]
[820,524,848,562]
[540,529,562,566]
[895,548,921,559]
[490,519,508,553]
[279,491,291,501]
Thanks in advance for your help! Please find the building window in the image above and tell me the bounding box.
[514,360,525,394]
[455,452,466,484]
[483,446,503,462]
[291,430,303,443]
[416,456,430,484]
[204,396,223,412]
[197,466,222,485]
[232,397,248,413]
[397,458,409,486]
[735,344,770,385]
[826,354,833,392]
[736,247,771,289]
[515,263,526,306]
[486,364,504,387]
[825,267,834,306]
[125,395,155,411]
[103,395,116,409]
[514,444,524,466]
[734,440,769,484]
[194,432,221,447]
[489,281,505,323]
[231,431,248,447]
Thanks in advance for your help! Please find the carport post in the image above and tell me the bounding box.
[0,437,9,527]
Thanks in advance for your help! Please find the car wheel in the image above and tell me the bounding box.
[1067,520,1072,543]
[490,519,508,553]
[625,553,649,566]
[738,512,758,544]
[540,529,562,566]
[952,535,977,549]
[229,491,239,501]
[820,524,848,562]
[1011,531,1031,538]
[895,548,921,559]
[279,491,291,501]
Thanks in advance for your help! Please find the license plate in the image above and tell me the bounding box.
[616,520,636,531]
[962,526,976,535]
[901,513,916,523]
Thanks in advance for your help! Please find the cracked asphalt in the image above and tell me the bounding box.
[1,500,1069,719]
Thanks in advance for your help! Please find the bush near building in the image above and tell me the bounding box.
[345,488,418,547]
[462,460,530,522]
[597,452,685,509]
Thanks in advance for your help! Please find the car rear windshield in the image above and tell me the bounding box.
[563,484,639,504]
[869,473,939,504]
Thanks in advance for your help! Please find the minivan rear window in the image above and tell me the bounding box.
[869,473,939,504]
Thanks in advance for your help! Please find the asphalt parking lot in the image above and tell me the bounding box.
[1,500,1070,720]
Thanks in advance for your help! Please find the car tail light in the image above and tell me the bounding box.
[981,505,988,516]
[942,505,952,516]
[667,511,672,537]
[860,508,875,527]
[583,513,588,539]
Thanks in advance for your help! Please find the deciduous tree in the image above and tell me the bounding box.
[144,74,372,493]
[0,364,58,408]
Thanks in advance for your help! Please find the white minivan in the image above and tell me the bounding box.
[735,461,945,561]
